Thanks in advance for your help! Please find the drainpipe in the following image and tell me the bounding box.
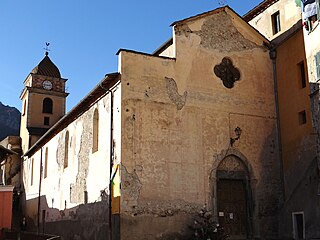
[108,89,114,240]
[37,147,43,233]
[269,48,285,203]
[99,82,115,240]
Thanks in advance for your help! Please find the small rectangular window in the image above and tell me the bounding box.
[298,110,307,125]
[44,117,50,126]
[272,11,281,35]
[298,61,306,88]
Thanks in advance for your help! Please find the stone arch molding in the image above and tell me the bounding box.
[211,148,255,181]
[208,148,257,213]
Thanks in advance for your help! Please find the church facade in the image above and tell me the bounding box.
[16,1,320,240]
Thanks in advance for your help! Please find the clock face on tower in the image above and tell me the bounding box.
[42,80,53,90]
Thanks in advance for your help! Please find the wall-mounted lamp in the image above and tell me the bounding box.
[230,126,242,147]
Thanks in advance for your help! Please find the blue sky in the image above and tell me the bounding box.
[0,0,262,111]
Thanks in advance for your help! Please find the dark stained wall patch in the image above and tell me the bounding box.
[214,57,240,88]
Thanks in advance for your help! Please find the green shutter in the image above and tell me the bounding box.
[317,0,320,19]
[315,52,320,80]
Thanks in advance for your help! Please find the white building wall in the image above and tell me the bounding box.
[22,84,121,229]
[303,23,320,83]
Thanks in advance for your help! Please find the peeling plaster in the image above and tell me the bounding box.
[70,110,93,204]
[121,165,142,211]
[165,77,187,110]
[126,199,203,218]
[176,11,260,52]
[175,24,193,38]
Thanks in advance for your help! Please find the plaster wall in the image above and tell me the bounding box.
[0,136,21,188]
[249,0,302,40]
[275,28,319,239]
[303,23,320,83]
[302,14,320,240]
[276,29,316,197]
[158,45,175,58]
[119,8,281,240]
[22,86,121,239]
[302,21,320,171]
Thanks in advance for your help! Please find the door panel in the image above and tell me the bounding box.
[217,179,247,239]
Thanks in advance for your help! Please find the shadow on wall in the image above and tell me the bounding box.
[255,129,283,239]
[279,158,320,239]
[21,194,111,240]
[1,230,61,240]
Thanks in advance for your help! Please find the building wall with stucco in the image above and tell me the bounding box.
[248,0,302,40]
[275,27,319,239]
[301,0,320,203]
[118,7,282,240]
[247,1,320,238]
[22,84,121,239]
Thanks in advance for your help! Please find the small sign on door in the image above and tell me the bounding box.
[219,212,224,217]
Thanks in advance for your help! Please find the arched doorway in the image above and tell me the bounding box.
[216,155,253,239]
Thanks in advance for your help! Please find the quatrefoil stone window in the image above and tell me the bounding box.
[214,57,241,88]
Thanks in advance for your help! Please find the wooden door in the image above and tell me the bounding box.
[217,179,247,239]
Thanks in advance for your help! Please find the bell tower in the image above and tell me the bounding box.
[20,51,68,153]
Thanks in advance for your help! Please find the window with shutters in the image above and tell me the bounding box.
[315,52,320,81]
[30,158,34,186]
[317,0,320,19]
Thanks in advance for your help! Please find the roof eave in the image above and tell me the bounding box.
[243,0,279,22]
[152,38,173,56]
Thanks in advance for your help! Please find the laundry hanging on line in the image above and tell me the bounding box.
[301,0,318,19]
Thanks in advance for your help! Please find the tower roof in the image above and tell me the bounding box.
[31,52,61,78]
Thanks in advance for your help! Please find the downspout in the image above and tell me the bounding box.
[269,48,285,202]
[37,147,43,233]
[99,82,114,240]
[108,89,114,240]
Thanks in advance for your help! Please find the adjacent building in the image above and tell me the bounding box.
[245,0,320,238]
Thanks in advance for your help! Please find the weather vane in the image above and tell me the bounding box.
[44,42,50,56]
[217,0,227,6]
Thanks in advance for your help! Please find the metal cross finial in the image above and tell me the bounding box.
[44,42,50,56]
